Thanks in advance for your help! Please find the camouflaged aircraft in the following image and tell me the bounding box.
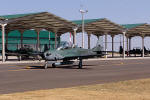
[44,41,105,69]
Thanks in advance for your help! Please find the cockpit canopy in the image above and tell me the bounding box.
[57,41,74,50]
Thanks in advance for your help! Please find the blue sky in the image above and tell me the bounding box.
[1,0,150,50]
[1,0,150,24]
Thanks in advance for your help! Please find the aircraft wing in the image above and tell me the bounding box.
[62,53,105,61]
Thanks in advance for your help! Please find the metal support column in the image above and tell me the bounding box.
[73,29,77,45]
[5,32,8,51]
[129,37,131,56]
[123,31,126,59]
[111,35,114,58]
[105,33,108,58]
[142,35,145,57]
[73,26,78,45]
[1,24,7,62]
[20,30,24,49]
[88,34,91,49]
[49,31,51,49]
[21,33,23,48]
[126,36,129,56]
[53,29,58,49]
[55,33,57,49]
[36,30,40,51]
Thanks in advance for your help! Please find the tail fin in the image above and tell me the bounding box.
[92,45,104,54]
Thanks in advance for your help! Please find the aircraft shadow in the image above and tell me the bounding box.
[53,64,93,70]
[25,66,44,69]
[24,64,94,70]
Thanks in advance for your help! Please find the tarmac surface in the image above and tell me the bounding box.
[0,59,150,94]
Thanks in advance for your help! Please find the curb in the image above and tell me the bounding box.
[0,57,150,64]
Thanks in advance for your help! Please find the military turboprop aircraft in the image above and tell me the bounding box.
[5,44,49,61]
[44,41,105,69]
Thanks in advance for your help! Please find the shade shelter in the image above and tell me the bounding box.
[73,18,124,58]
[0,12,76,62]
[1,12,76,33]
[122,23,150,57]
[73,18,124,34]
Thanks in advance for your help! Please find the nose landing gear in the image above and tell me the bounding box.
[78,58,83,69]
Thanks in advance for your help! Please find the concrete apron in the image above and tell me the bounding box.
[1,56,150,64]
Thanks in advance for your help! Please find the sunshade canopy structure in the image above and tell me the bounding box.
[0,12,77,35]
[72,18,124,35]
[121,23,150,37]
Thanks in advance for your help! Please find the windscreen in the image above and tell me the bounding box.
[57,41,73,50]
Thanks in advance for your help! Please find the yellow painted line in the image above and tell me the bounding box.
[0,66,31,72]
[99,62,145,67]
[10,69,29,72]
[26,66,32,69]
[120,62,124,64]
[121,62,144,65]
[0,69,29,73]
[10,66,32,71]
[98,63,124,66]
[0,65,43,73]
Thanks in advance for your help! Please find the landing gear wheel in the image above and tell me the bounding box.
[78,58,82,69]
[44,63,48,69]
[52,63,56,68]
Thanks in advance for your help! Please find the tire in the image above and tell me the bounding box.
[44,63,48,69]
[52,63,56,68]
[78,59,82,69]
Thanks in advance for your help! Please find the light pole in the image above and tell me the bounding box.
[79,9,88,48]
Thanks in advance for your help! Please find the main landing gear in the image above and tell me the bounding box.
[44,62,48,69]
[78,58,83,69]
[52,63,56,68]
[44,59,83,69]
[44,62,56,69]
